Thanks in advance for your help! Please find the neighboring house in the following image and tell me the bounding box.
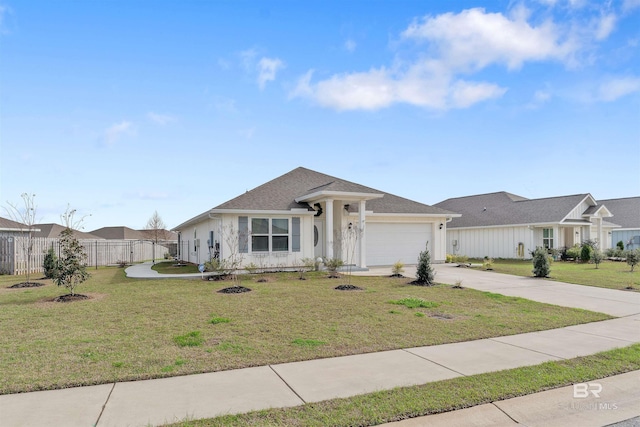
[172,167,459,268]
[90,226,149,240]
[0,216,37,237]
[434,192,619,259]
[599,197,640,250]
[137,228,179,243]
[33,223,103,240]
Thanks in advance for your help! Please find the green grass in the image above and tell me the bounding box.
[174,331,204,347]
[291,338,326,348]
[166,344,640,427]
[484,259,639,290]
[0,267,612,394]
[209,316,231,325]
[388,297,439,309]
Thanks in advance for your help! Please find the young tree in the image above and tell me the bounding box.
[627,249,640,272]
[43,247,58,279]
[532,246,551,277]
[414,242,435,285]
[144,210,168,243]
[592,248,604,269]
[53,206,90,296]
[4,193,38,284]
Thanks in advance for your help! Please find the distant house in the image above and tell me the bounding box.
[434,192,619,259]
[173,167,459,267]
[90,226,149,241]
[0,216,37,237]
[33,223,103,240]
[599,197,640,250]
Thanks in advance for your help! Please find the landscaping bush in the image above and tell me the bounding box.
[565,245,581,260]
[617,240,625,251]
[391,261,404,276]
[42,247,58,279]
[627,249,640,272]
[592,249,603,269]
[532,247,551,277]
[324,258,344,278]
[414,243,435,285]
[580,244,592,263]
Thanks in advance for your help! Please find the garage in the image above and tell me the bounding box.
[366,222,432,266]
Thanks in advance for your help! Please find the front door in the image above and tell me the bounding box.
[314,220,324,259]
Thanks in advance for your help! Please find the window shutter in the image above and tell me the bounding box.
[292,217,300,252]
[238,216,248,253]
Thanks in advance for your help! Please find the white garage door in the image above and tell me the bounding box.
[366,223,432,266]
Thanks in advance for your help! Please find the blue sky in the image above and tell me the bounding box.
[1,0,639,231]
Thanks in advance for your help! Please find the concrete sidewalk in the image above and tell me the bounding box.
[1,263,638,426]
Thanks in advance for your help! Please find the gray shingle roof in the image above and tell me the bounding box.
[435,192,596,228]
[33,223,103,240]
[0,216,29,230]
[598,197,640,229]
[90,226,148,240]
[213,167,456,216]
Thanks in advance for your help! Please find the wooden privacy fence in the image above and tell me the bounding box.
[0,236,172,276]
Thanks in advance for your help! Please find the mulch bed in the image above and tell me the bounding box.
[217,286,252,294]
[334,284,364,291]
[389,274,405,278]
[53,294,90,302]
[409,280,435,286]
[8,282,45,289]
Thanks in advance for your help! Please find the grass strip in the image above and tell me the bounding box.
[166,344,640,427]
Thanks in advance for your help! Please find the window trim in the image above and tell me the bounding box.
[250,217,290,253]
[543,228,554,249]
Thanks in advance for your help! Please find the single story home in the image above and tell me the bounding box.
[599,197,640,250]
[434,192,620,259]
[172,167,459,268]
[34,223,103,240]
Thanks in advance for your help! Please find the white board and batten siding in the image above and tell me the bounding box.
[447,226,534,259]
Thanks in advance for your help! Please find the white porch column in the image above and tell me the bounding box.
[325,199,334,259]
[358,200,366,268]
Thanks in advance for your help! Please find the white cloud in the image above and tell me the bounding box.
[622,0,640,12]
[0,4,13,35]
[291,62,506,111]
[238,127,255,139]
[104,121,134,145]
[344,39,357,52]
[594,13,616,40]
[597,76,640,101]
[146,112,176,125]
[239,49,257,71]
[402,8,574,71]
[257,57,284,90]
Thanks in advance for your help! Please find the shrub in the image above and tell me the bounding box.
[415,242,435,285]
[392,261,405,276]
[53,227,90,296]
[324,258,344,278]
[532,246,551,277]
[627,249,640,272]
[592,249,604,269]
[445,254,453,263]
[580,244,592,263]
[617,241,625,251]
[565,245,581,260]
[483,256,493,270]
[43,247,58,279]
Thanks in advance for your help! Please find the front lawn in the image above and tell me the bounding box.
[0,267,611,394]
[484,259,639,291]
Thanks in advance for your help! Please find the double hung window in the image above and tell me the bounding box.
[543,228,554,249]
[251,218,289,252]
